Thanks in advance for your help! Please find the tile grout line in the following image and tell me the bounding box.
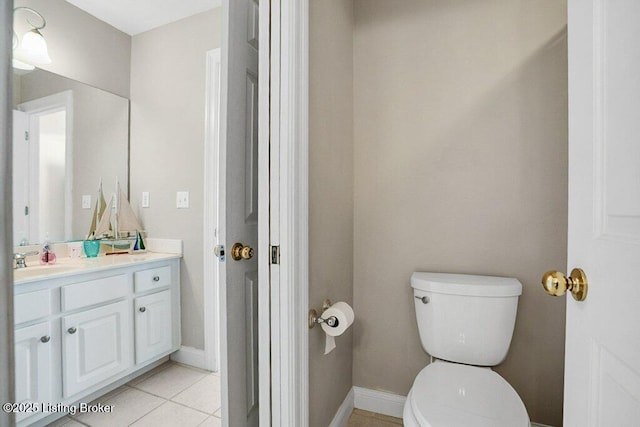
[166,399,218,417]
[128,364,212,399]
[59,363,220,427]
[125,400,171,427]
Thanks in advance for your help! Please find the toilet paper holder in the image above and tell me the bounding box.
[309,299,338,329]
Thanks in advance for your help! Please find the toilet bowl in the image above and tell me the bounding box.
[403,361,529,427]
[406,272,530,426]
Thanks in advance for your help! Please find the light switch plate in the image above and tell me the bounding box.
[177,191,189,208]
[142,192,150,208]
[82,195,91,209]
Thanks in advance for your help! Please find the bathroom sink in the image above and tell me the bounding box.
[13,263,83,282]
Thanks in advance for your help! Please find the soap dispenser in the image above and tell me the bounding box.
[40,233,57,265]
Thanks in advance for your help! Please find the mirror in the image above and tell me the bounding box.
[12,68,129,245]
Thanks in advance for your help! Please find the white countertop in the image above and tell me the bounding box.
[14,252,181,285]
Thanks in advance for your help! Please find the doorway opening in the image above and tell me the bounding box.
[14,90,73,246]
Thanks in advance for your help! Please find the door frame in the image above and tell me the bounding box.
[268,0,309,425]
[203,47,222,373]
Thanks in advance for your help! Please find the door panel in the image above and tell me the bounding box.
[245,71,259,224]
[222,0,260,425]
[245,271,259,417]
[566,0,640,424]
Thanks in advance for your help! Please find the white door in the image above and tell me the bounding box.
[562,0,640,424]
[62,300,132,397]
[134,290,172,364]
[220,0,260,426]
[13,110,30,246]
[14,321,52,422]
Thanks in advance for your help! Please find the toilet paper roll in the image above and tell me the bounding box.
[320,301,354,355]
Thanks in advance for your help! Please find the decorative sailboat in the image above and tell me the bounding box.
[93,177,145,254]
[86,179,108,240]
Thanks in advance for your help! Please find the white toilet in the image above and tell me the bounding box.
[404,272,530,427]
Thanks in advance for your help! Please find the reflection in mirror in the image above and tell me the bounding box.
[12,69,129,245]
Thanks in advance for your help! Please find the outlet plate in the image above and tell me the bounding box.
[82,195,91,209]
[142,192,150,208]
[177,191,189,209]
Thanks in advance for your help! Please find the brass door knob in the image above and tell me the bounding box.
[231,242,254,260]
[541,268,588,301]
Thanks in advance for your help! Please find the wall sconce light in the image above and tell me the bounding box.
[13,7,52,70]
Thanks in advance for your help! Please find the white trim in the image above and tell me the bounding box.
[329,388,355,427]
[170,346,207,370]
[274,0,309,425]
[257,0,272,423]
[203,48,222,373]
[217,0,229,423]
[269,0,282,424]
[353,386,406,419]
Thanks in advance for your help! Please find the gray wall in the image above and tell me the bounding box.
[129,9,222,350]
[352,1,568,425]
[309,1,355,426]
[14,0,131,98]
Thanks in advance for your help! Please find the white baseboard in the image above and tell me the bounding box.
[353,386,406,418]
[330,386,554,427]
[328,388,354,427]
[170,346,207,370]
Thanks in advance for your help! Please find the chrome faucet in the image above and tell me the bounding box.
[13,251,39,269]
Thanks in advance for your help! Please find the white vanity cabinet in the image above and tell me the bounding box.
[62,300,133,397]
[135,290,172,364]
[14,321,53,422]
[13,254,181,426]
[134,265,173,364]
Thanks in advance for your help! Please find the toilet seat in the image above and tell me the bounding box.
[404,361,530,427]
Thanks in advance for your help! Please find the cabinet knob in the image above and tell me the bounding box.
[139,307,146,313]
[153,276,160,282]
[40,335,50,343]
[67,327,77,334]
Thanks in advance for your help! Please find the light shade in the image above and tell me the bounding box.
[14,29,51,65]
[12,58,35,71]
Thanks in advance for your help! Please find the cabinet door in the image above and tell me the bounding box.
[135,290,172,364]
[15,322,52,421]
[62,300,132,397]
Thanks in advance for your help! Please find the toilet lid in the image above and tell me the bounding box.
[410,361,529,427]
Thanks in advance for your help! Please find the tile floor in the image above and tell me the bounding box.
[47,362,221,427]
[45,364,400,427]
[347,409,403,427]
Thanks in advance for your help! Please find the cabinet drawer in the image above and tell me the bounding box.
[134,266,171,293]
[15,289,51,325]
[62,275,129,312]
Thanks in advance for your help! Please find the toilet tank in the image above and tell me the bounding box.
[411,272,522,366]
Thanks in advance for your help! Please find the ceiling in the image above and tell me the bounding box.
[65,0,222,36]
